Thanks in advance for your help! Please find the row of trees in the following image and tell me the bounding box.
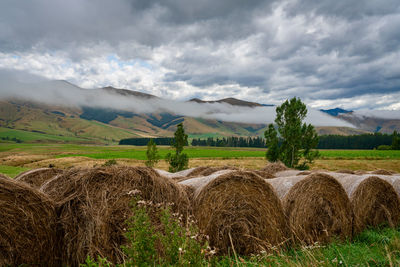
[191,136,265,147]
[191,133,400,150]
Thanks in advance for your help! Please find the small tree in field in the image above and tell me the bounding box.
[145,139,159,168]
[166,123,189,172]
[264,97,319,169]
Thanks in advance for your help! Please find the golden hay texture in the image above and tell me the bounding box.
[0,178,59,266]
[262,161,288,174]
[41,166,190,266]
[336,169,356,174]
[266,173,353,244]
[370,169,395,175]
[187,166,239,178]
[333,174,400,234]
[183,171,288,255]
[14,167,62,188]
[0,173,9,179]
[248,170,276,179]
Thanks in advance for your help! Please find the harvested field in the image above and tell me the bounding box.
[266,173,353,244]
[14,167,62,188]
[181,171,288,255]
[40,166,190,266]
[0,178,59,266]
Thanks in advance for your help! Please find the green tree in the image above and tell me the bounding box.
[392,130,400,150]
[264,124,280,162]
[264,97,319,169]
[166,123,189,172]
[145,139,160,168]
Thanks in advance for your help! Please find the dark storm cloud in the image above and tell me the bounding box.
[0,0,400,110]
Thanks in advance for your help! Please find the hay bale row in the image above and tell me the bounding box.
[180,170,288,255]
[40,166,190,266]
[0,178,59,266]
[266,173,353,244]
[324,172,400,234]
[274,168,400,235]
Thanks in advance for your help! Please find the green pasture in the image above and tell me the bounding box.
[1,143,400,160]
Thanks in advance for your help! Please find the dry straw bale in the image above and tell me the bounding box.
[331,173,400,234]
[336,169,356,174]
[262,161,288,174]
[274,170,303,177]
[41,166,190,266]
[266,173,353,244]
[0,173,9,179]
[249,170,276,179]
[182,171,288,255]
[155,167,197,179]
[187,166,239,178]
[0,178,59,266]
[370,169,395,175]
[14,167,62,188]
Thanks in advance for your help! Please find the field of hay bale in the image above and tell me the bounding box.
[2,161,400,266]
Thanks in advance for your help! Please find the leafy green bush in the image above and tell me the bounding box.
[377,145,392,150]
[102,159,117,166]
[145,139,160,168]
[166,123,189,172]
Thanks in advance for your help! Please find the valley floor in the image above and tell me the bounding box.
[1,143,399,177]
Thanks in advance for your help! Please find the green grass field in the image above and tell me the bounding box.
[0,165,29,178]
[0,127,93,143]
[1,143,400,160]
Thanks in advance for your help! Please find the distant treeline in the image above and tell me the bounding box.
[119,137,174,146]
[120,133,398,149]
[191,136,266,148]
[192,133,397,149]
[317,133,394,149]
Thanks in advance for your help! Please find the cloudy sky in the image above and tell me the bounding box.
[1,0,400,110]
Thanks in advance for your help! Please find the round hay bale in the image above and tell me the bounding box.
[185,171,288,255]
[187,166,239,178]
[274,170,303,177]
[0,173,10,179]
[249,170,275,179]
[155,167,197,179]
[14,167,62,188]
[370,169,395,175]
[297,171,311,176]
[336,169,355,174]
[0,178,58,266]
[41,166,190,266]
[262,161,288,174]
[266,173,353,244]
[334,175,400,234]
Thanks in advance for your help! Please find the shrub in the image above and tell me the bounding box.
[102,159,117,166]
[377,145,392,150]
[145,139,160,168]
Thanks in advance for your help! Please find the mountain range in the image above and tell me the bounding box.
[0,80,398,144]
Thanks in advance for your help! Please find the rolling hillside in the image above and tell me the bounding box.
[0,81,385,144]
